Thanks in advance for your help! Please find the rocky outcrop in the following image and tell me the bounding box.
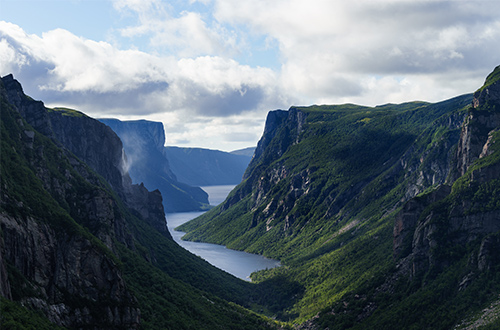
[394,66,500,278]
[455,65,500,178]
[1,213,140,328]
[393,185,451,260]
[1,74,54,138]
[49,110,128,195]
[213,109,308,228]
[455,110,500,178]
[244,108,306,180]
[401,109,467,200]
[124,183,168,234]
[472,65,500,109]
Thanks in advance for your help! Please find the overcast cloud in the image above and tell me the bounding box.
[1,0,500,150]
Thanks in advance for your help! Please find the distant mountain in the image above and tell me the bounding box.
[230,147,256,157]
[178,66,500,329]
[99,119,210,212]
[164,146,254,186]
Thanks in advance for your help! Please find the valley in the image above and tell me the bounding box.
[2,65,500,329]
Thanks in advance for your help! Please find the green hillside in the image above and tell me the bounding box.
[178,72,500,328]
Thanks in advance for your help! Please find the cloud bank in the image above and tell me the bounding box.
[1,0,500,150]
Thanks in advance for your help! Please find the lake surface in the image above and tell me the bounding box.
[166,185,280,281]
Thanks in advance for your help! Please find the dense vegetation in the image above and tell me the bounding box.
[178,84,500,328]
[0,80,281,329]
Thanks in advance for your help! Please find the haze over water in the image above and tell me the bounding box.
[166,185,280,281]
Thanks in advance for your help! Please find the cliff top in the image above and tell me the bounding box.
[473,65,500,108]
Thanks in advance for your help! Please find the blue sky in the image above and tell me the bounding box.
[2,0,500,151]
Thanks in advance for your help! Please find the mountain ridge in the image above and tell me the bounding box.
[178,65,500,328]
[164,145,253,186]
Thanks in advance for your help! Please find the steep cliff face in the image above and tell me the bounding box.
[49,110,128,195]
[221,107,306,214]
[0,77,169,237]
[394,66,500,279]
[49,112,169,236]
[1,214,140,328]
[455,65,500,178]
[1,74,54,138]
[0,81,141,328]
[243,110,289,180]
[99,119,175,182]
[100,119,209,212]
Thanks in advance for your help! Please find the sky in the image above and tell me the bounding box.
[1,0,500,151]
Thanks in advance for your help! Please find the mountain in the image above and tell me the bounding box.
[164,146,253,186]
[5,65,500,329]
[231,147,256,157]
[0,74,282,329]
[99,118,210,212]
[100,118,254,187]
[178,66,500,328]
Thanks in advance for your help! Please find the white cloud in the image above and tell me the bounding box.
[113,0,238,57]
[0,20,288,150]
[2,0,500,150]
[213,0,500,103]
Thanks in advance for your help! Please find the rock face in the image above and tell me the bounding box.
[0,78,169,238]
[394,65,500,278]
[1,214,140,328]
[215,108,308,221]
[180,97,474,258]
[0,74,174,328]
[100,119,209,212]
[48,114,169,236]
[243,108,304,181]
[49,110,128,195]
[1,74,54,138]
[455,65,500,178]
[393,184,452,260]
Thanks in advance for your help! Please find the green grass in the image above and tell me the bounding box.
[476,65,500,93]
[48,107,86,117]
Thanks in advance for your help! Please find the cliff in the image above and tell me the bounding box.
[178,98,471,256]
[176,70,500,329]
[455,65,500,178]
[394,65,500,279]
[2,75,170,239]
[99,119,210,212]
[0,75,279,330]
[0,77,141,328]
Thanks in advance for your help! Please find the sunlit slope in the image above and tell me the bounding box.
[178,94,473,322]
[179,96,471,259]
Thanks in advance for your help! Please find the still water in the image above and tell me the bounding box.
[166,185,280,281]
